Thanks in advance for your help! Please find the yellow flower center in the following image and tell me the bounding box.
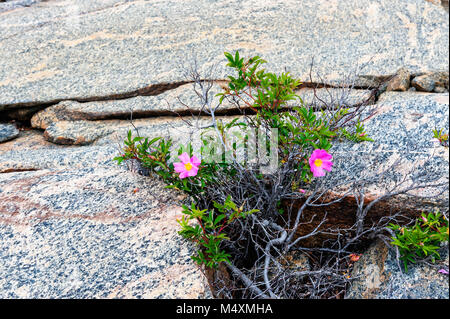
[184,162,193,171]
[314,159,323,167]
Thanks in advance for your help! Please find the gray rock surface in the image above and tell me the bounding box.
[0,0,448,109]
[0,0,40,14]
[345,240,449,299]
[0,123,19,143]
[0,167,210,298]
[426,0,449,11]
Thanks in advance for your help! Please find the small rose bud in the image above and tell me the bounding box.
[431,138,441,144]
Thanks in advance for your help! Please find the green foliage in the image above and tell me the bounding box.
[177,196,259,268]
[388,211,449,272]
[433,128,449,147]
[113,135,231,200]
[217,50,371,183]
[338,120,374,143]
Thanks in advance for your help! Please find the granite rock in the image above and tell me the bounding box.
[345,240,449,299]
[0,0,448,110]
[31,82,230,129]
[0,0,40,14]
[0,140,117,173]
[0,167,210,298]
[30,84,374,130]
[41,116,228,146]
[2,105,45,121]
[0,123,19,143]
[411,72,449,92]
[426,0,449,11]
[0,116,242,172]
[0,129,124,173]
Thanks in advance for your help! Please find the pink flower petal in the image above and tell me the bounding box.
[178,152,191,164]
[179,171,189,179]
[311,166,325,177]
[187,166,199,177]
[438,269,449,275]
[321,160,333,172]
[191,155,201,166]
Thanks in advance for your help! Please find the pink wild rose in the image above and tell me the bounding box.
[309,149,333,177]
[174,152,201,179]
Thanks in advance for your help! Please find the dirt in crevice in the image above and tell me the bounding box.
[281,194,420,249]
[0,80,193,111]
[0,168,40,173]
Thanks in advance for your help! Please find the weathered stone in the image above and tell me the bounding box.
[0,123,19,143]
[279,251,311,273]
[411,72,449,92]
[0,167,210,298]
[0,141,116,173]
[30,83,230,129]
[330,92,449,206]
[0,116,243,172]
[41,116,221,146]
[0,130,54,154]
[294,88,375,109]
[386,68,410,92]
[30,84,374,130]
[291,92,449,247]
[345,240,449,299]
[3,105,46,121]
[268,251,311,287]
[0,0,448,110]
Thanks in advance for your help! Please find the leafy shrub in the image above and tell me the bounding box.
[388,211,449,272]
